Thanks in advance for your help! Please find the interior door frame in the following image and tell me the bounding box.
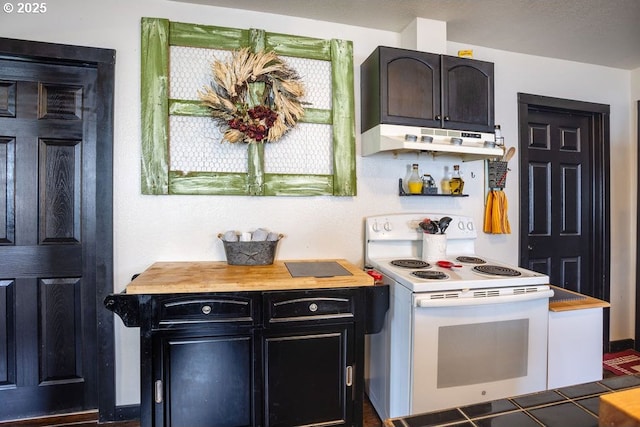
[0,38,116,421]
[517,93,610,347]
[636,100,639,351]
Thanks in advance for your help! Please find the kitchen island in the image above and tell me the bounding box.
[105,259,379,427]
[383,374,640,427]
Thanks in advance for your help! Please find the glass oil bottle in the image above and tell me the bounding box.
[407,164,423,194]
[449,164,464,195]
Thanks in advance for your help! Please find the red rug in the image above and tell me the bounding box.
[603,349,640,376]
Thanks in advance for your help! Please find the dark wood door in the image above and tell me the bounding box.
[441,55,494,132]
[519,94,610,350]
[263,325,354,427]
[521,108,592,293]
[0,59,98,419]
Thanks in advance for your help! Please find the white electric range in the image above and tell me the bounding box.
[364,213,553,419]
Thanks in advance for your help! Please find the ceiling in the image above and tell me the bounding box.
[170,0,640,70]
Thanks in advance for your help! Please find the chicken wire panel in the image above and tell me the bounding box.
[169,46,333,109]
[170,46,232,100]
[169,115,248,173]
[283,56,332,110]
[264,123,333,175]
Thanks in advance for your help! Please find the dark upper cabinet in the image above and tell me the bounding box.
[361,46,494,133]
[441,55,494,132]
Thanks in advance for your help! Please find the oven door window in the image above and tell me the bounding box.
[437,319,529,388]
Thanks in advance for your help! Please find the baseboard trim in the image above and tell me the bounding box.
[0,411,98,426]
[608,338,635,353]
[114,404,140,422]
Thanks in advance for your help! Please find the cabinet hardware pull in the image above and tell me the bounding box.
[201,305,212,315]
[155,380,163,403]
[346,366,353,387]
[308,303,318,312]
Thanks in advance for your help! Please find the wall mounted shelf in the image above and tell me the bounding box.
[398,179,468,197]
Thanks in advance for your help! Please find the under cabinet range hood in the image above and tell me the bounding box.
[361,124,504,160]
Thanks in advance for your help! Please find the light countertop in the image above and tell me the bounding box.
[125,259,374,294]
[548,285,610,312]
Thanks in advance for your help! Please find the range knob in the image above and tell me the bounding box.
[383,221,392,231]
[372,221,381,232]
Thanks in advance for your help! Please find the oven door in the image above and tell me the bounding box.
[411,289,552,414]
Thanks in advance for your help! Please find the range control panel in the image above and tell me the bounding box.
[365,213,477,241]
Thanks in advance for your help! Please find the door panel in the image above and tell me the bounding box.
[441,56,494,132]
[522,108,591,294]
[264,325,354,427]
[378,47,441,129]
[0,137,14,243]
[0,59,98,419]
[159,334,254,427]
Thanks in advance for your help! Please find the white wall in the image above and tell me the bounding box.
[1,0,635,405]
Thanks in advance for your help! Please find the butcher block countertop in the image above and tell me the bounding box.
[599,387,640,427]
[548,285,610,312]
[125,259,374,294]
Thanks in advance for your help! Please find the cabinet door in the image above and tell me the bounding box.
[154,332,256,427]
[361,46,440,131]
[441,55,494,132]
[264,325,355,427]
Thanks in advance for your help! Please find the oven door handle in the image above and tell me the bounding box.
[415,289,554,307]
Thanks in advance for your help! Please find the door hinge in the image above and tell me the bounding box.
[155,380,163,403]
[346,365,353,387]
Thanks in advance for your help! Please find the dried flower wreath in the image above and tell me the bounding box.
[199,48,306,143]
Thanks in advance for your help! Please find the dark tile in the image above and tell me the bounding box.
[575,396,600,416]
[402,408,466,427]
[600,375,640,390]
[459,399,518,418]
[474,411,540,427]
[511,390,565,408]
[528,402,598,427]
[558,381,609,398]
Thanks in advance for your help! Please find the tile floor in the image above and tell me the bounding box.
[383,374,640,427]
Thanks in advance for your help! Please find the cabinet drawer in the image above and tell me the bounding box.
[157,294,258,327]
[265,290,357,324]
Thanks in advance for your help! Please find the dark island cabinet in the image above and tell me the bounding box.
[106,288,368,427]
[361,46,494,133]
[152,331,257,427]
[263,290,361,426]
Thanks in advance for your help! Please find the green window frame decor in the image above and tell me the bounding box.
[140,17,356,196]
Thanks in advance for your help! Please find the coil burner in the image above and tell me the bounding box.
[473,265,522,277]
[456,256,486,264]
[411,270,449,280]
[391,259,430,269]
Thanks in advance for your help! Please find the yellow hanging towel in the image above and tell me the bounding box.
[484,190,511,234]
